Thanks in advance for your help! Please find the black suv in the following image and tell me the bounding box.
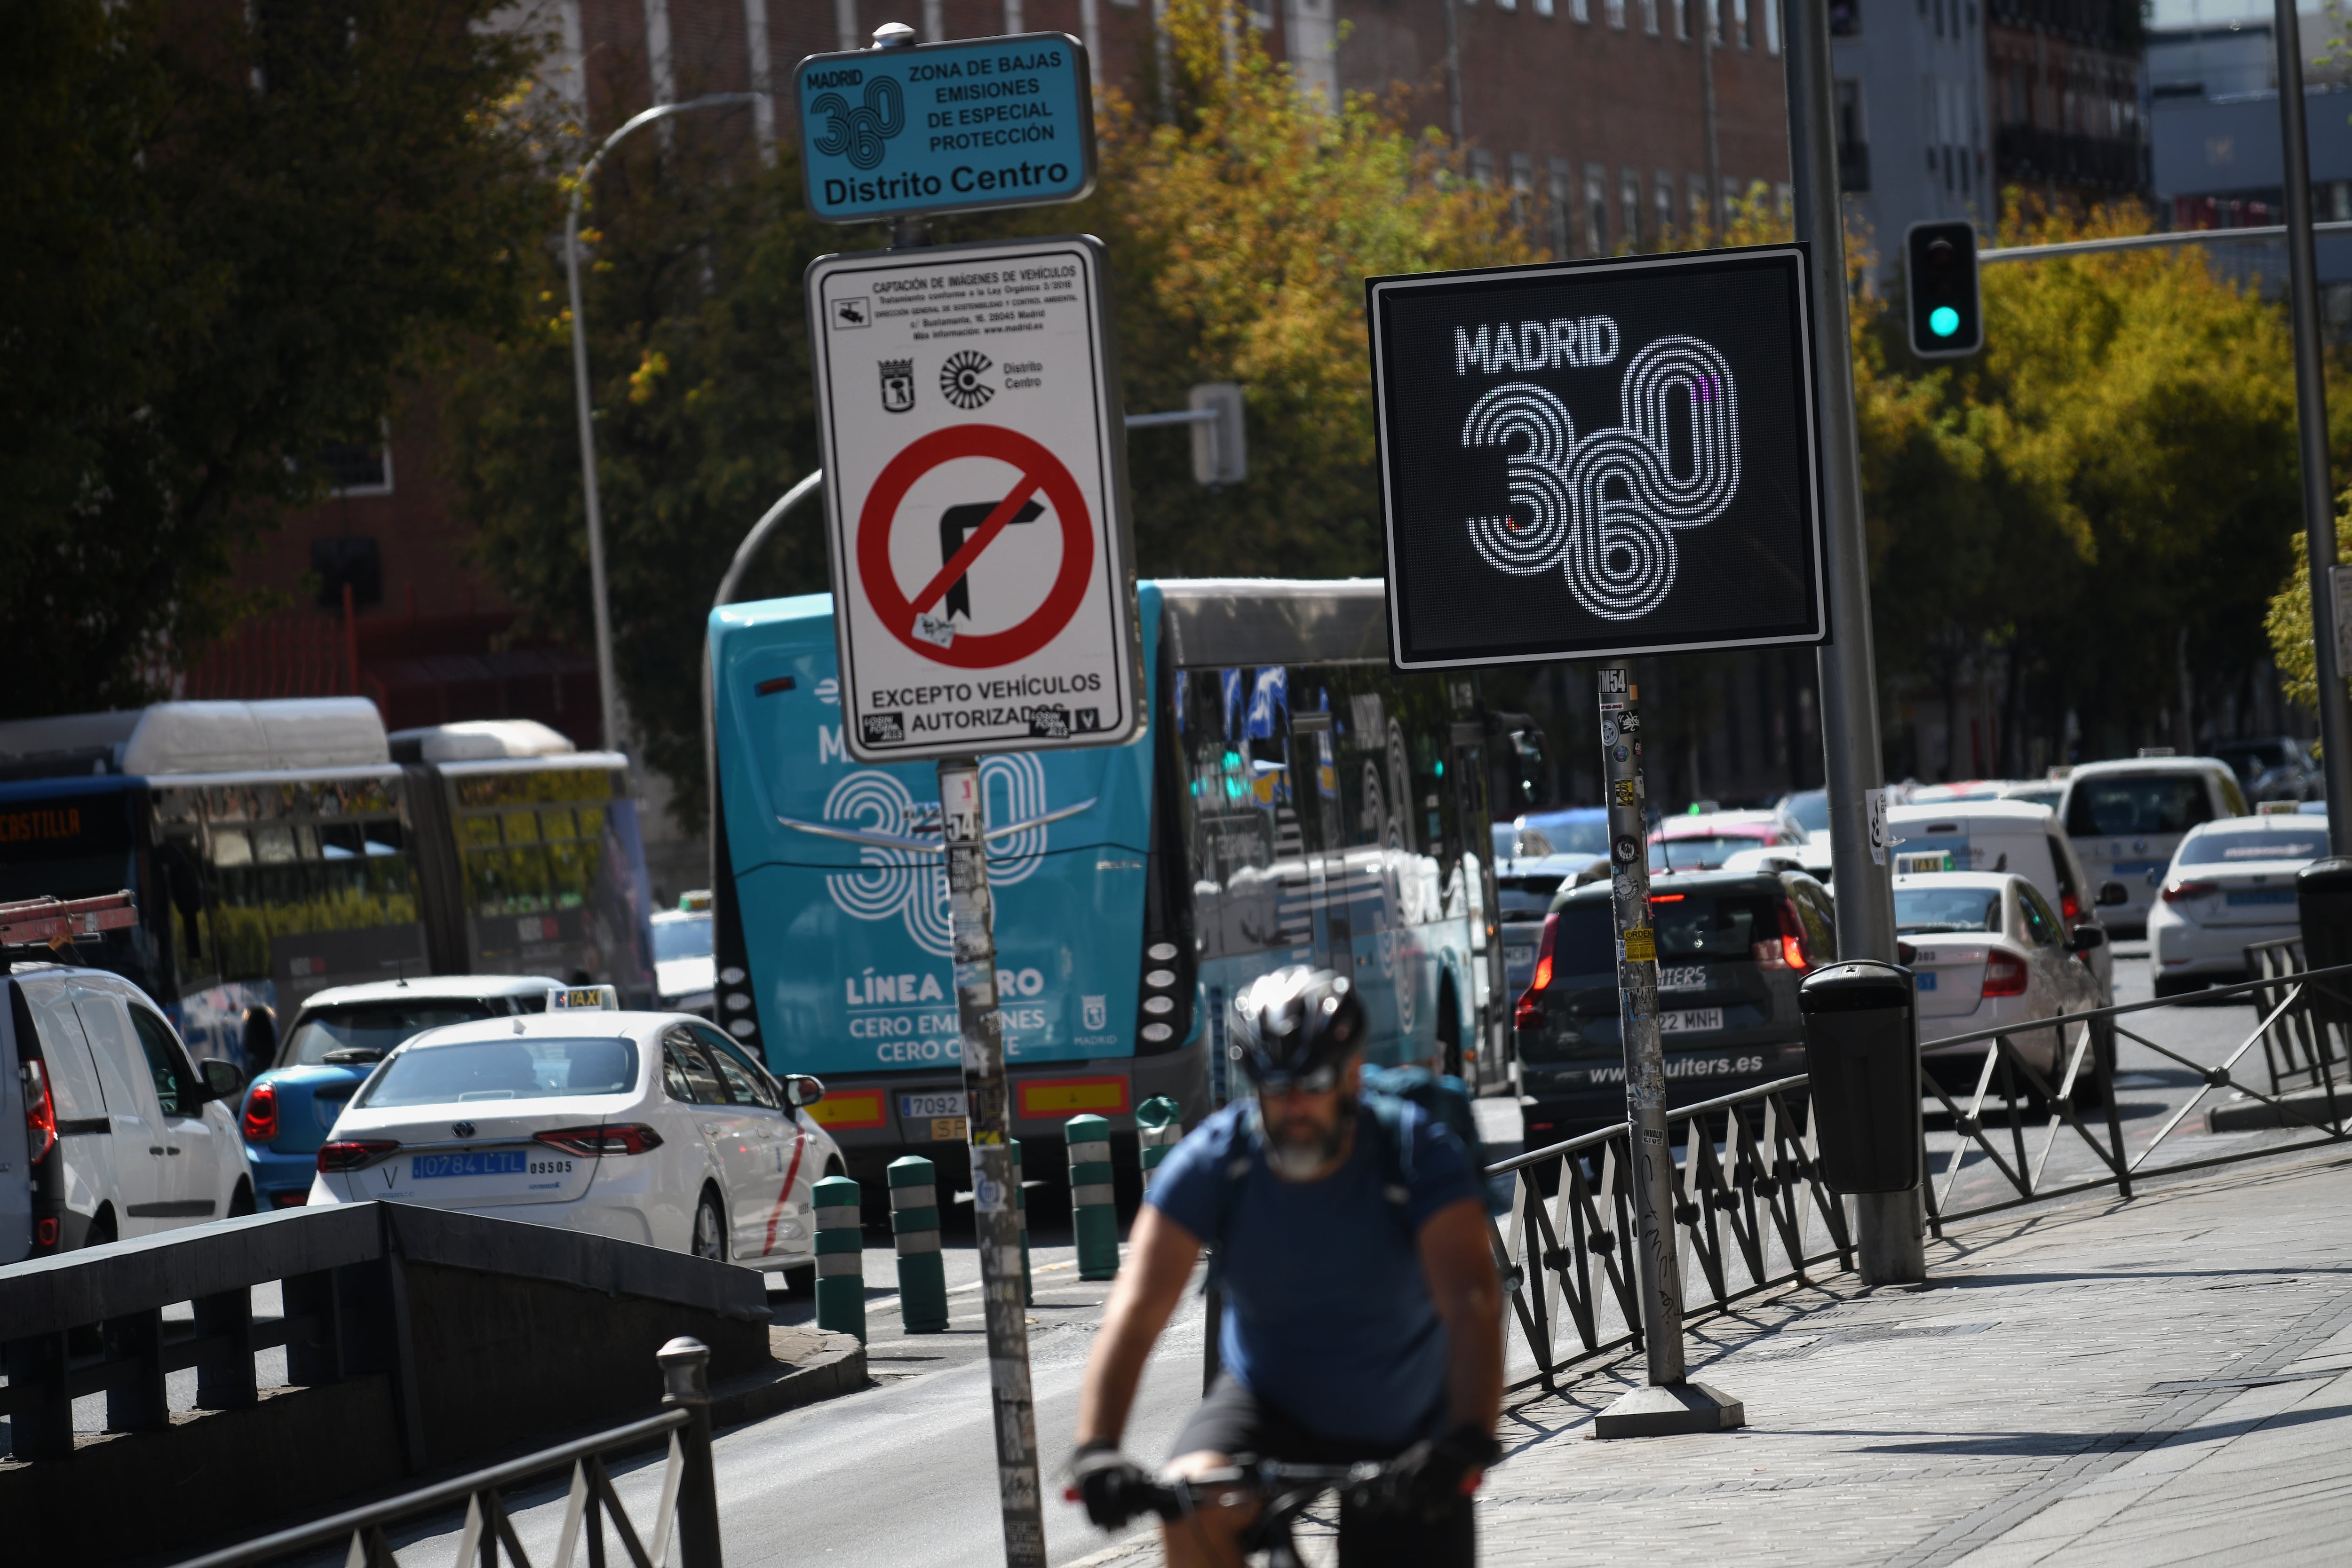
[1513,868,1837,1148]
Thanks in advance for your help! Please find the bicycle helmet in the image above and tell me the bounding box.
[1229,966,1365,1092]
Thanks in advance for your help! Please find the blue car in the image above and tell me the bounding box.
[238,975,562,1207]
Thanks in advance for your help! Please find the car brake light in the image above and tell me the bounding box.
[35,1216,59,1248]
[318,1139,400,1172]
[269,1189,309,1209]
[2061,891,2081,922]
[1982,950,2029,998]
[534,1124,664,1156]
[241,1081,279,1143]
[1514,913,1559,1032]
[1753,902,1812,973]
[2161,880,2216,904]
[21,1060,57,1165]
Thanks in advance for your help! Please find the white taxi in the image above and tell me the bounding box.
[2148,814,2330,994]
[1896,872,2104,1101]
[308,996,842,1278]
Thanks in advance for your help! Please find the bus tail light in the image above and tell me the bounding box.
[318,1140,400,1172]
[241,1081,279,1143]
[1982,950,2029,998]
[1514,914,1559,1032]
[534,1124,663,1156]
[21,1060,56,1165]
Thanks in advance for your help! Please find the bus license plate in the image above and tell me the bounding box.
[929,1117,969,1143]
[411,1151,526,1180]
[901,1091,967,1119]
[1659,1008,1723,1034]
[1658,965,1707,992]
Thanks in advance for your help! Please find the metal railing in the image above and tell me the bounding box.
[1481,953,2352,1391]
[173,1337,723,1568]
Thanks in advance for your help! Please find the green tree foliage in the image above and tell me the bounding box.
[448,133,836,812]
[2264,502,2352,711]
[0,0,553,716]
[1855,198,2300,763]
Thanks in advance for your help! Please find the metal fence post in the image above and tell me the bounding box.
[658,1336,723,1568]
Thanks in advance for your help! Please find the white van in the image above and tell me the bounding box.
[5,964,253,1256]
[2057,760,2249,939]
[1885,800,2126,1003]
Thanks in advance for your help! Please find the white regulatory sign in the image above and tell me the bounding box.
[808,236,1140,762]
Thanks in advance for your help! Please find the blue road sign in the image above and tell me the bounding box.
[793,33,1097,225]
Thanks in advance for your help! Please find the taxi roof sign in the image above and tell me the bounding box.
[548,984,620,1011]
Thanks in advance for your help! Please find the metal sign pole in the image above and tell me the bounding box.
[2272,0,2352,855]
[1592,667,1744,1438]
[940,756,1048,1568]
[1779,0,1923,1285]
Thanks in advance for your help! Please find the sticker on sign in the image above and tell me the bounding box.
[808,237,1140,762]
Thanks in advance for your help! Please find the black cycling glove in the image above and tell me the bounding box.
[1389,1424,1503,1520]
[1069,1440,1152,1530]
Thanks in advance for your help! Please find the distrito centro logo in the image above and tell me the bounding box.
[1463,335,1739,622]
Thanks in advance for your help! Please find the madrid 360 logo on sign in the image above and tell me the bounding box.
[1367,245,1825,670]
[1457,331,1738,623]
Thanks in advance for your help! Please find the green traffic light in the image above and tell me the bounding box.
[1930,305,1960,338]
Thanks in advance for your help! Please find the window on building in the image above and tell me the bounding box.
[1688,173,1708,238]
[1587,164,1611,253]
[1775,182,1793,219]
[1470,147,1496,188]
[1509,152,1534,227]
[1733,0,1750,47]
[1765,0,1780,52]
[1640,0,1658,34]
[1654,171,1676,247]
[1573,0,1590,21]
[1608,0,1627,28]
[1676,0,1689,40]
[1620,167,1644,250]
[1549,157,1574,255]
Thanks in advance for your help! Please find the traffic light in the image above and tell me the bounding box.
[1904,220,1982,358]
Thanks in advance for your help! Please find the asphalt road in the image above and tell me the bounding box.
[302,950,2314,1566]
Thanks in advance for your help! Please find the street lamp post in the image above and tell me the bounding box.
[565,91,762,757]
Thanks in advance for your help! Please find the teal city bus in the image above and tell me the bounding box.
[707,578,1510,1191]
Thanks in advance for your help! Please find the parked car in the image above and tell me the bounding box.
[1512,867,1836,1146]
[652,891,716,1016]
[1886,799,2127,1005]
[4,963,252,1256]
[2057,758,2249,939]
[309,1009,843,1279]
[2209,737,2320,804]
[239,974,563,1208]
[1896,872,2103,1101]
[2147,815,2332,995]
[1649,807,1809,873]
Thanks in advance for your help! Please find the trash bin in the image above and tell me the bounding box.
[2295,857,2352,1027]
[1797,960,1922,1195]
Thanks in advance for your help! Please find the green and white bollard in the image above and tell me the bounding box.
[1011,1138,1034,1306]
[889,1155,949,1332]
[812,1173,866,1344]
[1136,1096,1182,1194]
[1067,1113,1120,1281]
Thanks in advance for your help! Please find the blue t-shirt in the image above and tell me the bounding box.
[1146,1098,1485,1446]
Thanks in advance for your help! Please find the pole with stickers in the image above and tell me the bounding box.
[793,23,1129,1568]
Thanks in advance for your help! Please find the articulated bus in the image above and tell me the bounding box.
[707,578,1510,1192]
[0,701,657,1062]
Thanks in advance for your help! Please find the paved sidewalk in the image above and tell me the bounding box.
[1072,1144,2352,1567]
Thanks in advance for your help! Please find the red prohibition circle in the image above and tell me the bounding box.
[855,424,1095,670]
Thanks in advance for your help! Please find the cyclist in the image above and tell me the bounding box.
[1071,967,1503,1567]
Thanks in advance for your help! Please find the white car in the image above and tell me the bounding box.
[2057,758,2249,939]
[2147,815,2331,994]
[310,1009,842,1275]
[651,898,716,1016]
[1895,872,2103,1096]
[1887,799,2126,1005]
[5,964,253,1254]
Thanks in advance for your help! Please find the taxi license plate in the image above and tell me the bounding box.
[1916,972,1938,991]
[2225,889,2296,906]
[1659,1008,1723,1034]
[929,1117,969,1143]
[901,1091,967,1119]
[411,1151,526,1180]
